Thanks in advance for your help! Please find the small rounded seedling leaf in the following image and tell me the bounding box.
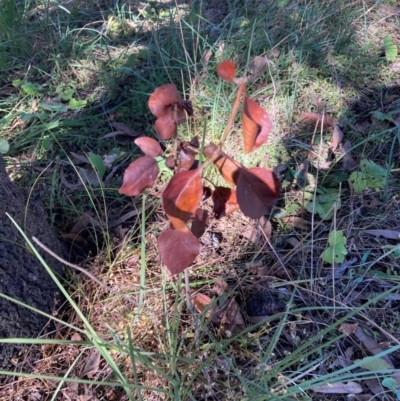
[119,156,159,196]
[157,226,200,275]
[217,60,236,82]
[236,167,280,219]
[134,136,163,157]
[148,84,180,117]
[212,187,239,219]
[162,168,203,231]
[242,96,272,153]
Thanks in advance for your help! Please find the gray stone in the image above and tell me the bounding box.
[0,156,64,370]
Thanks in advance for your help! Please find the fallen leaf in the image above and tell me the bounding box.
[101,130,142,139]
[77,165,102,186]
[162,169,203,231]
[177,142,197,171]
[329,124,344,151]
[313,382,363,394]
[248,56,274,81]
[192,293,213,315]
[341,141,358,171]
[80,349,101,378]
[119,156,159,196]
[301,112,335,128]
[110,122,141,136]
[157,226,200,275]
[339,322,358,336]
[134,136,163,157]
[281,216,311,230]
[364,229,400,240]
[212,279,245,336]
[242,96,272,153]
[70,152,90,164]
[69,211,101,235]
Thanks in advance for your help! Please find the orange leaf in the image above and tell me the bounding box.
[157,226,200,274]
[236,167,280,218]
[119,156,159,196]
[162,169,203,231]
[192,293,213,314]
[212,187,239,219]
[217,60,236,82]
[242,96,272,153]
[204,143,242,186]
[148,84,180,117]
[134,136,163,157]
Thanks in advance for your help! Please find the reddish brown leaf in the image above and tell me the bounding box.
[212,187,239,219]
[236,167,280,218]
[157,226,200,275]
[148,84,180,117]
[154,111,176,140]
[134,136,163,157]
[191,208,210,238]
[242,97,272,153]
[329,124,344,151]
[301,112,335,128]
[192,293,213,315]
[119,156,159,196]
[204,143,242,186]
[202,186,212,201]
[177,143,196,171]
[162,169,203,231]
[217,60,236,82]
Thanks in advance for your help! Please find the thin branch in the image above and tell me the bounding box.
[32,236,137,305]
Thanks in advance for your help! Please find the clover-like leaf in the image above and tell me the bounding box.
[321,230,347,264]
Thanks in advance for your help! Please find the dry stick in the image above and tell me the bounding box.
[32,236,138,305]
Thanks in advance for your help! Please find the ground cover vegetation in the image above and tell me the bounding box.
[0,0,400,399]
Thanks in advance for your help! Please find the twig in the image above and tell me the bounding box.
[32,236,138,305]
[325,257,357,282]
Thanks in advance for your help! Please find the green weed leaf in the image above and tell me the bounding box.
[12,79,23,88]
[88,152,106,179]
[21,82,42,95]
[382,377,399,391]
[383,35,398,62]
[0,138,10,154]
[68,98,87,110]
[305,188,340,220]
[357,356,391,371]
[321,230,347,263]
[60,89,75,101]
[349,160,387,193]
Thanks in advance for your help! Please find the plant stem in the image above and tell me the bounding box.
[219,81,246,147]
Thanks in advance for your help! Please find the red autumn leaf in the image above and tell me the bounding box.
[236,167,280,218]
[154,111,176,140]
[217,60,236,82]
[212,187,239,219]
[134,136,163,157]
[191,208,210,238]
[242,96,272,153]
[148,84,180,117]
[192,292,213,315]
[177,142,196,171]
[148,84,193,140]
[162,169,203,231]
[119,156,159,196]
[204,143,242,186]
[157,226,200,275]
[301,112,335,128]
